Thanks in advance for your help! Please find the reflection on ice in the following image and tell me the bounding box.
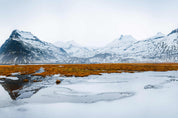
[1,79,26,100]
[0,75,47,100]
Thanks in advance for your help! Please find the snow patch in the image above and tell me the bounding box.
[11,72,21,76]
[0,75,6,78]
[6,77,19,80]
[35,67,45,74]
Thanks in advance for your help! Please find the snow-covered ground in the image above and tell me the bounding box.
[0,71,178,118]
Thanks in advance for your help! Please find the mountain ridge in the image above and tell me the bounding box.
[0,28,178,64]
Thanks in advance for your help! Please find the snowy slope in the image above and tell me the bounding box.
[124,30,178,62]
[105,35,136,49]
[54,40,97,58]
[89,29,178,63]
[54,35,138,62]
[0,30,69,64]
[96,35,137,54]
[0,28,177,64]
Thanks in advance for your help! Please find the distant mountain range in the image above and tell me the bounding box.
[0,29,178,64]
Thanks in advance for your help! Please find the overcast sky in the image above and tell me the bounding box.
[0,0,178,47]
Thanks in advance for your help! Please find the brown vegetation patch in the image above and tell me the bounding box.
[23,79,29,82]
[0,63,178,77]
[33,80,42,82]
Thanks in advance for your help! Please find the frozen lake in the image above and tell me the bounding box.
[0,71,178,118]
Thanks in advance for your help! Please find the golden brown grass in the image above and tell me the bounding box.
[23,79,29,82]
[33,80,42,82]
[0,63,178,77]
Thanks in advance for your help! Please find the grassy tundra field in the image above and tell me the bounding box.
[0,63,178,77]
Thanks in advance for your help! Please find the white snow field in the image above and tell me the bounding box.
[0,71,178,118]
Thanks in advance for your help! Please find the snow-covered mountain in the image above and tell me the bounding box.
[88,29,178,63]
[99,35,136,54]
[123,30,178,62]
[0,30,69,64]
[0,28,177,64]
[106,35,136,49]
[54,40,97,58]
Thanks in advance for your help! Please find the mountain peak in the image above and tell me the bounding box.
[156,32,165,36]
[106,35,136,48]
[115,35,136,42]
[10,29,36,40]
[54,40,81,49]
[66,40,81,47]
[12,29,21,33]
[152,32,165,39]
[118,35,136,41]
[10,29,21,39]
[168,28,178,36]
